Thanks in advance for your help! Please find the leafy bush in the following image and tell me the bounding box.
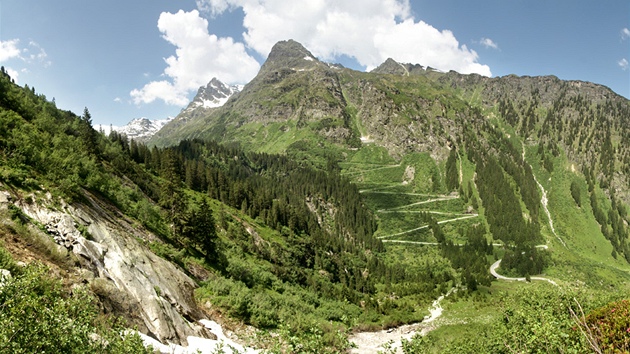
[584,299,630,353]
[406,285,616,353]
[0,262,149,353]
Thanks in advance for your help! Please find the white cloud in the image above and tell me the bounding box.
[131,80,188,106]
[0,39,21,62]
[0,39,50,71]
[5,67,19,82]
[479,37,499,50]
[114,97,122,103]
[196,0,490,76]
[196,0,234,16]
[619,58,629,71]
[24,41,51,67]
[131,9,260,106]
[622,28,630,40]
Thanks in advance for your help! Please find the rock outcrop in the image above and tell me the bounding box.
[15,191,212,346]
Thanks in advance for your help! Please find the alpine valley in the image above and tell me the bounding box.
[1,39,630,353]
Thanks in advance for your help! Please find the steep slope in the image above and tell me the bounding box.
[11,189,210,345]
[148,39,630,273]
[151,40,360,152]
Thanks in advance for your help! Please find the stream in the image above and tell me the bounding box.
[349,288,455,354]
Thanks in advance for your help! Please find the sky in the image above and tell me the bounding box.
[1,0,628,127]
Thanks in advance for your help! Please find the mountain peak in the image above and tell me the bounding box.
[371,58,430,76]
[184,78,242,112]
[261,39,319,72]
[268,40,315,60]
[371,58,407,75]
[97,116,174,142]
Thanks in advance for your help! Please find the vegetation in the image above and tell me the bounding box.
[0,245,148,353]
[3,51,630,352]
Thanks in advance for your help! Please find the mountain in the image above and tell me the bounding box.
[97,116,174,142]
[146,40,630,350]
[97,78,239,143]
[179,78,242,119]
[4,41,630,352]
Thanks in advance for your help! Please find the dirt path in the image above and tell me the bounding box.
[342,164,401,177]
[349,288,455,354]
[377,196,458,212]
[377,214,478,239]
[490,259,557,286]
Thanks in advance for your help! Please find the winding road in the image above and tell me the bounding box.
[490,258,557,286]
[377,214,479,239]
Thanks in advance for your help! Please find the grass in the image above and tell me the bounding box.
[524,142,630,287]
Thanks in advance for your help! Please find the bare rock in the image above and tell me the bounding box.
[17,192,209,346]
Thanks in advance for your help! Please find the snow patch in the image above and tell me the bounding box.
[138,320,259,354]
[360,136,374,143]
[304,56,314,61]
[201,96,229,108]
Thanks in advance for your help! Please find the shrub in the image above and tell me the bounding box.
[584,299,630,353]
[0,262,149,353]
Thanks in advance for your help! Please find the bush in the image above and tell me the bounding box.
[584,299,630,353]
[0,263,149,353]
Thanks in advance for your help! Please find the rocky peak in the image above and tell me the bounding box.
[97,117,174,143]
[371,58,410,75]
[185,78,242,112]
[168,78,242,127]
[371,58,432,76]
[261,39,320,73]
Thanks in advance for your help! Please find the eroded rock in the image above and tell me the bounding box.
[17,192,209,346]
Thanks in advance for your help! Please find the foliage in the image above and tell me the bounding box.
[0,262,149,353]
[407,285,620,353]
[584,299,630,353]
[570,180,582,207]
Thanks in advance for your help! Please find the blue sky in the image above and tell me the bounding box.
[1,0,628,126]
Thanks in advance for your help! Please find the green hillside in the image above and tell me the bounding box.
[4,35,630,352]
[147,41,630,351]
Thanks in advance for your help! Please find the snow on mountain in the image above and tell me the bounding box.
[96,79,238,143]
[96,117,174,142]
[183,78,242,113]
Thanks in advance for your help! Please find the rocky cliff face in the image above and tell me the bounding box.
[179,78,243,121]
[13,190,212,346]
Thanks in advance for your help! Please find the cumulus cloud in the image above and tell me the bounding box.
[622,28,630,40]
[479,37,499,50]
[131,9,260,105]
[0,39,21,62]
[619,58,629,71]
[5,67,19,82]
[196,0,490,75]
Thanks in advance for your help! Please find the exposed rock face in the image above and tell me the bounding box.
[179,78,243,121]
[16,192,211,346]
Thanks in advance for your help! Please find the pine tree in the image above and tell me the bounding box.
[570,180,581,207]
[445,147,459,191]
[79,107,99,156]
[184,197,218,260]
